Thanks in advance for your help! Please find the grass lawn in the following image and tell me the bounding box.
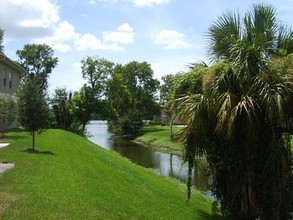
[0,128,213,219]
[136,124,183,156]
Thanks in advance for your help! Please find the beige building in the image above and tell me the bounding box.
[0,52,25,98]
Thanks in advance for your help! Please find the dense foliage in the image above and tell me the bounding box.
[51,57,160,138]
[173,4,293,219]
[106,61,160,138]
[81,56,114,99]
[160,74,178,104]
[0,96,16,136]
[51,88,74,130]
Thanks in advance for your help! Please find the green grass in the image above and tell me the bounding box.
[0,128,213,219]
[136,124,183,156]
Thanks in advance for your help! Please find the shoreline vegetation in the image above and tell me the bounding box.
[136,124,293,156]
[135,124,184,156]
[0,128,214,219]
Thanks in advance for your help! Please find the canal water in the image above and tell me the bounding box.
[87,120,210,193]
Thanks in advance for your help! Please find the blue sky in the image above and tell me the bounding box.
[1,0,292,94]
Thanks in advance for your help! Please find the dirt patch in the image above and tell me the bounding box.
[0,192,18,215]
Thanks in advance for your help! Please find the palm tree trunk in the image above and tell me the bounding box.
[186,154,194,200]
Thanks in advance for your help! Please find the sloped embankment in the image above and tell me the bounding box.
[0,129,212,219]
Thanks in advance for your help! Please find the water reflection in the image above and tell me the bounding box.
[87,120,210,193]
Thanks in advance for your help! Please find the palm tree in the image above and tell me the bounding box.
[174,4,293,219]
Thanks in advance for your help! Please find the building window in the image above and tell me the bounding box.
[3,68,7,87]
[9,72,12,88]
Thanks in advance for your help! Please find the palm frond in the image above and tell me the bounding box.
[215,92,259,140]
[207,10,241,62]
[186,61,208,71]
[252,72,290,123]
[277,26,293,55]
[173,93,216,157]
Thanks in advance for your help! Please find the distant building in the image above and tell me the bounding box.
[0,52,25,98]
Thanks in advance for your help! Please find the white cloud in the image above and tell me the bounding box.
[51,44,72,53]
[0,0,60,39]
[75,33,104,51]
[34,21,79,53]
[37,22,134,52]
[133,0,169,7]
[154,30,189,49]
[103,23,134,44]
[118,23,133,32]
[0,1,134,52]
[54,22,79,42]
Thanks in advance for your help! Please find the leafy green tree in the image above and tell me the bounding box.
[160,74,178,105]
[173,4,293,219]
[123,61,160,120]
[18,77,50,150]
[71,85,95,135]
[81,56,114,98]
[80,56,114,121]
[106,61,160,138]
[51,88,73,130]
[0,96,16,137]
[159,74,179,138]
[16,44,58,90]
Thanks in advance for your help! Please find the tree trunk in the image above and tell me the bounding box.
[82,121,87,135]
[169,116,174,140]
[32,131,35,150]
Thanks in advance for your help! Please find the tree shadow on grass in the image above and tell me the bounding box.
[20,148,57,156]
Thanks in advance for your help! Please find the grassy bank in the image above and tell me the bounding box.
[136,124,183,156]
[0,128,213,219]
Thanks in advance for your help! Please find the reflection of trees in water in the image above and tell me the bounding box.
[87,121,210,193]
[167,154,210,192]
[169,154,173,175]
[112,138,155,168]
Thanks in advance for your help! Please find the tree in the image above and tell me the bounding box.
[80,56,114,121]
[160,74,179,138]
[0,96,16,137]
[0,29,4,52]
[71,85,95,135]
[106,61,160,138]
[81,56,114,98]
[18,77,50,150]
[160,74,177,105]
[16,44,58,90]
[173,4,293,219]
[51,88,73,130]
